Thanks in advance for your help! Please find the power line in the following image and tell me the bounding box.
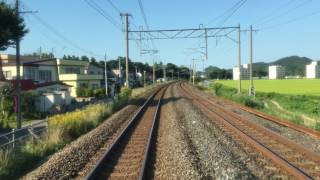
[106,0,121,14]
[207,0,247,26]
[252,0,297,25]
[30,13,101,57]
[84,0,122,31]
[260,9,320,30]
[256,0,312,27]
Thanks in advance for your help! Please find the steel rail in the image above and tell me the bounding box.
[85,85,167,180]
[179,82,316,179]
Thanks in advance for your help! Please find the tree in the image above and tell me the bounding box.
[80,55,89,62]
[0,1,28,80]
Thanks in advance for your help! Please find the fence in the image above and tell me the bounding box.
[0,119,48,150]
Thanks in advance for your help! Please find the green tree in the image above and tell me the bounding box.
[0,1,28,80]
[80,55,89,62]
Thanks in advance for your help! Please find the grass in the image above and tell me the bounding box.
[201,81,320,132]
[0,84,159,179]
[217,79,320,96]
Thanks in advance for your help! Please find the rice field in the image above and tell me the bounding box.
[217,79,320,96]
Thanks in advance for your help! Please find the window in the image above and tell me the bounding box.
[3,71,12,79]
[39,70,52,82]
[64,67,81,74]
[91,84,99,89]
[79,83,88,88]
[24,67,37,80]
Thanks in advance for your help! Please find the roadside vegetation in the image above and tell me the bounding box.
[0,85,153,179]
[200,81,320,132]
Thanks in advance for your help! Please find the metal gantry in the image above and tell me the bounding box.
[121,12,243,89]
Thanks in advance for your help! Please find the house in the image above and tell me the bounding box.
[233,64,250,80]
[7,80,72,112]
[56,59,103,97]
[269,65,285,79]
[1,54,58,82]
[306,61,320,79]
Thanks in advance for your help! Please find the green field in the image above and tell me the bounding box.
[217,79,320,96]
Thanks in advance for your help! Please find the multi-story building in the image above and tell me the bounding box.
[233,64,250,80]
[1,54,104,98]
[306,61,320,79]
[268,65,285,79]
[56,59,103,97]
[1,54,58,82]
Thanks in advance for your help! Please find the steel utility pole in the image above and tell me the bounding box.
[237,24,242,94]
[249,25,254,97]
[121,13,130,87]
[104,53,108,97]
[15,0,22,129]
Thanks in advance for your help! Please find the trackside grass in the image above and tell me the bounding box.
[199,81,320,132]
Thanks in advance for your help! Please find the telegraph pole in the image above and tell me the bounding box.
[104,53,108,97]
[153,59,155,84]
[143,70,146,87]
[15,0,22,129]
[249,25,254,97]
[192,59,196,85]
[163,64,166,81]
[171,71,173,80]
[121,13,130,87]
[237,24,242,94]
[189,64,192,83]
[118,58,121,85]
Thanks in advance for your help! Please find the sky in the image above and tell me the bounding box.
[3,0,320,70]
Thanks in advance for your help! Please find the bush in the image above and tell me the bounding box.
[239,96,264,109]
[0,84,14,132]
[77,87,94,97]
[316,121,320,131]
[48,104,112,141]
[112,87,132,111]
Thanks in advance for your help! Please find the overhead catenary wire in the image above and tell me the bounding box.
[137,0,157,50]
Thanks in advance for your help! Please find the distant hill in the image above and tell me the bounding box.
[253,56,313,77]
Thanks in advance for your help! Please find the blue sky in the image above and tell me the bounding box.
[3,0,320,70]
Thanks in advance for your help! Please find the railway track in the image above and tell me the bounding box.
[215,93,320,139]
[85,85,168,180]
[179,82,320,179]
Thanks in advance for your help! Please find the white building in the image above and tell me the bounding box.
[268,65,285,79]
[306,61,320,79]
[233,64,250,80]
